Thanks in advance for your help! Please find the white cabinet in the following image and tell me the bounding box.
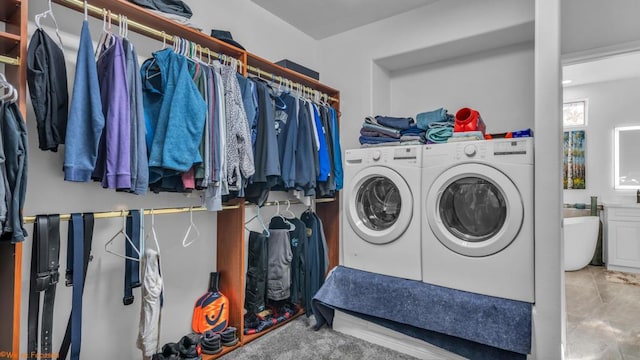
[604,204,640,273]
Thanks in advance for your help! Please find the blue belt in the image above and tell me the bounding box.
[124,210,141,305]
[59,213,94,360]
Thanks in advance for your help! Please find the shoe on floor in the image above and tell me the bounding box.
[220,326,238,347]
[177,334,202,360]
[152,342,180,360]
[200,330,222,355]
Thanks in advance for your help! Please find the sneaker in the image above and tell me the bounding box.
[177,334,202,360]
[200,330,222,355]
[220,327,238,347]
[152,342,180,360]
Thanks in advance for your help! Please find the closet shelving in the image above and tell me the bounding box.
[4,0,340,358]
[0,0,26,356]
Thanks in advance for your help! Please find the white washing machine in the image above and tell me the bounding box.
[421,138,534,302]
[343,146,422,281]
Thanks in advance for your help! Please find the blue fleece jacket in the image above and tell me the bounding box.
[63,21,105,182]
[141,48,206,183]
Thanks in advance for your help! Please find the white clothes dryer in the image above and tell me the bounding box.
[343,146,422,281]
[421,138,534,302]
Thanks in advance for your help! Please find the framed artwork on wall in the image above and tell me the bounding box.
[563,129,586,189]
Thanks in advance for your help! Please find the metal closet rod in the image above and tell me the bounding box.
[22,198,335,224]
[245,64,339,104]
[54,0,234,63]
[22,205,237,224]
[0,55,19,66]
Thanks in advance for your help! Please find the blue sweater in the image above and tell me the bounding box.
[141,48,206,183]
[63,21,105,182]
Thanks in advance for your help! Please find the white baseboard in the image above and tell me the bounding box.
[332,310,467,360]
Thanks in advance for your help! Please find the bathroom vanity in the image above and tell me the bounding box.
[604,203,640,273]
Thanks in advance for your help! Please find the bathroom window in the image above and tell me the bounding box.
[563,100,587,127]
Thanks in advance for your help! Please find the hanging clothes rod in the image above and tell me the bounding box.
[246,64,339,104]
[251,197,335,208]
[53,0,236,64]
[22,198,334,224]
[0,55,19,66]
[23,205,239,224]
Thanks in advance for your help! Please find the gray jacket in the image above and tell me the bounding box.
[267,229,292,301]
[221,65,255,190]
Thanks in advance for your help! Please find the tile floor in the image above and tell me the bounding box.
[565,266,640,359]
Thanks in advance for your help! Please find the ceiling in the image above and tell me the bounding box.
[563,52,640,88]
[250,0,438,40]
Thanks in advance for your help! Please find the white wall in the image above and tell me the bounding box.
[563,78,640,205]
[562,0,640,57]
[318,0,534,150]
[22,1,320,358]
[390,43,534,134]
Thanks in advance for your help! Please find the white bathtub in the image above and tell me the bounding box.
[563,216,600,271]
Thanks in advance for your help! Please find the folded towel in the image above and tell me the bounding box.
[359,135,401,145]
[451,130,484,138]
[362,122,401,138]
[426,126,454,144]
[416,108,454,130]
[375,115,415,130]
[360,128,398,139]
[400,126,425,135]
[400,135,424,142]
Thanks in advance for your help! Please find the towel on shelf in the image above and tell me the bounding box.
[361,122,401,139]
[359,135,401,145]
[400,126,424,136]
[447,131,484,142]
[374,115,415,130]
[416,108,454,130]
[359,128,398,139]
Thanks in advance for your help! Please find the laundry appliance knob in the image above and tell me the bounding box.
[464,145,477,157]
[372,150,382,161]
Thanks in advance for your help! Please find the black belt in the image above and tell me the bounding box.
[27,215,61,360]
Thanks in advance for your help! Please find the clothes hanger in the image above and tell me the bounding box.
[145,209,161,255]
[0,73,15,102]
[284,200,297,219]
[182,207,200,248]
[95,9,114,59]
[35,0,64,49]
[105,210,141,262]
[245,206,270,237]
[272,202,296,231]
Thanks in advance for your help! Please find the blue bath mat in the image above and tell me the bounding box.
[312,266,531,358]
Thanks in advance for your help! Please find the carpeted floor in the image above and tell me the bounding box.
[219,315,420,360]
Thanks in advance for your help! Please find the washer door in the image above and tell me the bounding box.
[426,163,523,257]
[346,166,413,245]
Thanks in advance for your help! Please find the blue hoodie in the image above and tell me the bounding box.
[141,48,206,183]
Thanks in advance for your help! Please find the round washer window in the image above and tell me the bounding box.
[439,177,507,242]
[356,176,401,231]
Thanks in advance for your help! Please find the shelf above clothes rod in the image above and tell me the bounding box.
[52,0,245,61]
[23,205,240,224]
[0,54,19,66]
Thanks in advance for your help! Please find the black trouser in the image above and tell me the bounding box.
[245,231,268,314]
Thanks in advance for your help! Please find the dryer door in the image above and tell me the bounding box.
[346,166,413,245]
[426,163,523,257]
